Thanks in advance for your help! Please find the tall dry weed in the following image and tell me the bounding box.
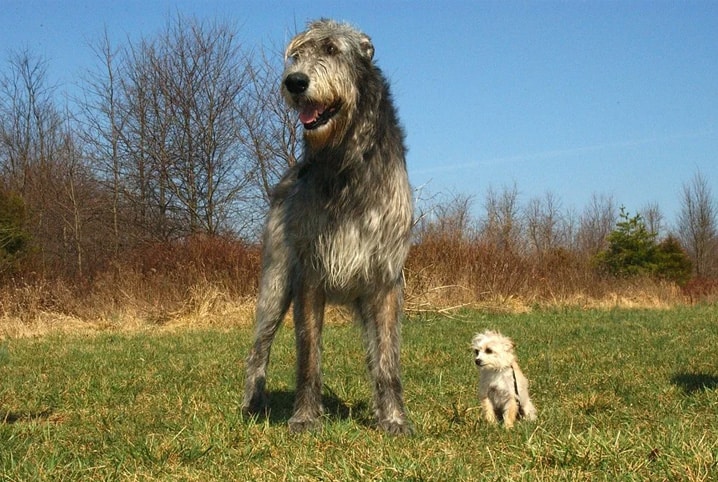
[404,233,695,313]
[0,233,714,337]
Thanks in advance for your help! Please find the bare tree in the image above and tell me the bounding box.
[524,191,565,255]
[0,50,105,278]
[640,202,663,238]
[157,17,252,234]
[481,183,522,252]
[137,16,253,236]
[0,50,63,194]
[415,192,474,243]
[82,15,259,241]
[576,193,616,258]
[677,171,717,277]
[0,51,63,273]
[75,14,306,249]
[121,38,175,239]
[78,29,128,258]
[54,118,108,278]
[232,47,302,241]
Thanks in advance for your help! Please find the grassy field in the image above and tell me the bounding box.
[1,305,717,481]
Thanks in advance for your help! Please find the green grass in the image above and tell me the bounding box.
[1,306,717,480]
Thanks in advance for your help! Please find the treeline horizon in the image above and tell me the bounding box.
[1,15,716,329]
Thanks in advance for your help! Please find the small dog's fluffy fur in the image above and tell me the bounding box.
[472,330,537,428]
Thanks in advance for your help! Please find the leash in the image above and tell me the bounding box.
[511,365,522,415]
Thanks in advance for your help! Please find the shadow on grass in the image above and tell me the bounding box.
[255,387,371,427]
[671,373,718,394]
[1,408,53,424]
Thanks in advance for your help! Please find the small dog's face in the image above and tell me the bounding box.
[471,330,516,371]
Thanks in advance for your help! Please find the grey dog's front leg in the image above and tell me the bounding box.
[288,278,326,432]
[359,286,412,435]
[242,299,290,416]
[242,243,292,416]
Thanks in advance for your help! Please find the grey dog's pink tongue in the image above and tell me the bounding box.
[299,104,323,124]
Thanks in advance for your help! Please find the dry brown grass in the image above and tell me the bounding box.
[1,234,715,339]
[403,235,694,314]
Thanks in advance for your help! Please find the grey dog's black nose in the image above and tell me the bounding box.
[284,73,310,94]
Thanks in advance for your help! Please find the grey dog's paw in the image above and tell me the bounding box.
[241,391,268,418]
[288,414,322,433]
[379,418,414,436]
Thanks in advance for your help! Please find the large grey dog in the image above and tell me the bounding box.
[242,19,413,434]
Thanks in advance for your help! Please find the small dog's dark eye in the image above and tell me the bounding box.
[485,348,493,354]
[473,349,479,356]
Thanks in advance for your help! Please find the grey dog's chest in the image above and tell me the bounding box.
[289,168,361,234]
[285,165,411,292]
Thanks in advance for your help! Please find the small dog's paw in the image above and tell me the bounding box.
[481,400,498,424]
[522,406,538,422]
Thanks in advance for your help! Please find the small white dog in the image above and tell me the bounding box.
[471,330,537,428]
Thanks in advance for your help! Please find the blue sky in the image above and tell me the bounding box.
[2,0,717,228]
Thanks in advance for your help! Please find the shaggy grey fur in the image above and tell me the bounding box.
[242,19,413,434]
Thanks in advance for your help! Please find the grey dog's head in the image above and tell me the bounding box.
[281,19,375,149]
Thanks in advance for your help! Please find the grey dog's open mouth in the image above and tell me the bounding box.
[299,101,341,130]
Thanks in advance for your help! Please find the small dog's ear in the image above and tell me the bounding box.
[501,337,515,352]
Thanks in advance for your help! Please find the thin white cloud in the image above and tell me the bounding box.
[412,129,715,175]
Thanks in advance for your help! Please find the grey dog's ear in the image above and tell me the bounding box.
[359,34,374,60]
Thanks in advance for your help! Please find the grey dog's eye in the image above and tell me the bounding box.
[324,42,338,55]
[285,53,299,68]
